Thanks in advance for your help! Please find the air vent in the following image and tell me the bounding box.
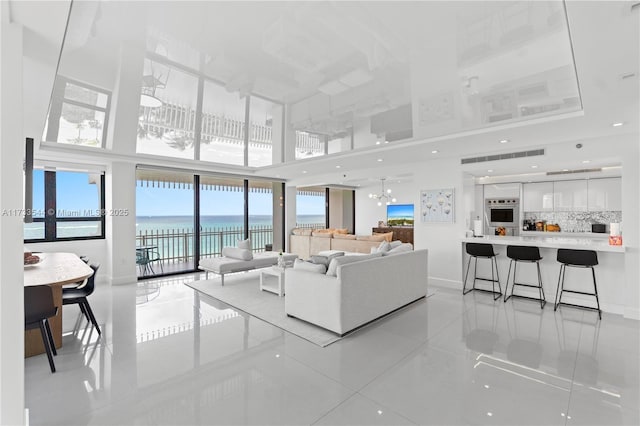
[461,149,545,164]
[547,168,602,176]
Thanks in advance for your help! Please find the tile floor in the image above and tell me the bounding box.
[25,271,640,425]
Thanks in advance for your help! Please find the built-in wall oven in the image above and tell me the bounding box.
[485,198,520,236]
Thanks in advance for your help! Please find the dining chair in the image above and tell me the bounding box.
[25,285,58,373]
[63,263,101,335]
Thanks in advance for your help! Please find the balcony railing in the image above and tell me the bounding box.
[136,225,273,276]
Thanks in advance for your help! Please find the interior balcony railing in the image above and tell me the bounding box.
[139,102,324,155]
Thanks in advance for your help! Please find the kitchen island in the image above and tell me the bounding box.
[461,235,625,315]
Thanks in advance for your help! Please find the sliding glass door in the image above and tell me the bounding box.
[136,170,195,277]
[136,167,283,278]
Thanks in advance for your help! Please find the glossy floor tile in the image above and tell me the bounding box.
[25,274,640,425]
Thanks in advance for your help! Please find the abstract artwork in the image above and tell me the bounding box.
[420,189,454,223]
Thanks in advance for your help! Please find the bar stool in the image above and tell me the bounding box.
[504,245,546,309]
[554,249,601,320]
[463,243,502,300]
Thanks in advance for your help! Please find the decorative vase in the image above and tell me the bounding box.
[277,253,285,268]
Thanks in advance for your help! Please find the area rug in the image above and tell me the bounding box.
[184,272,342,347]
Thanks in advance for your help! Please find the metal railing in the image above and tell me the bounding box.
[136,225,273,270]
[295,222,326,230]
[139,101,324,153]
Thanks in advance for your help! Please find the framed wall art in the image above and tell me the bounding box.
[420,188,454,223]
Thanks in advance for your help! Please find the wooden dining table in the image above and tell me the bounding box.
[23,252,94,357]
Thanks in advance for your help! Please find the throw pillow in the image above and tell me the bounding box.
[332,233,357,240]
[292,228,312,236]
[356,234,386,242]
[384,243,413,256]
[373,231,394,242]
[334,228,349,234]
[222,246,253,260]
[237,238,251,250]
[312,231,333,238]
[293,259,327,274]
[390,240,403,249]
[375,241,391,253]
[310,255,329,266]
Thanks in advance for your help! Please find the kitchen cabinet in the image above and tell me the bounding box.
[484,183,521,199]
[588,178,622,211]
[523,182,554,212]
[554,180,588,211]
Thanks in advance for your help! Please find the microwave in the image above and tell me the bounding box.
[486,198,520,228]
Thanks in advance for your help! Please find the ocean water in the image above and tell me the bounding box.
[25,215,324,261]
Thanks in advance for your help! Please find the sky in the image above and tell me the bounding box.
[33,170,326,217]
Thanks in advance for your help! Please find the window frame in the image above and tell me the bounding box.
[25,170,106,243]
[45,76,111,148]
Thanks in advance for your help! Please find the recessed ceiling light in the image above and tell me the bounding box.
[335,165,341,169]
[531,165,538,169]
[375,141,381,145]
[484,175,489,178]
[302,170,307,174]
[487,169,493,173]
[500,139,509,144]
[384,141,389,144]
[562,169,569,172]
[431,150,438,154]
[612,122,624,127]
[377,158,383,162]
[582,160,590,164]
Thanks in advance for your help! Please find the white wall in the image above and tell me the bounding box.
[0,13,25,424]
[356,157,466,287]
[355,139,640,319]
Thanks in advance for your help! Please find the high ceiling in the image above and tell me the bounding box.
[10,1,640,188]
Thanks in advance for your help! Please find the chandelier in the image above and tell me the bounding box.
[368,178,396,206]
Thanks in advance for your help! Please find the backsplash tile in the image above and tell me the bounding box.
[523,211,622,233]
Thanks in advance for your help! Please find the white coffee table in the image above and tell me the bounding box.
[260,266,286,297]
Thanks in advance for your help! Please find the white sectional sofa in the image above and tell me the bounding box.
[284,249,428,336]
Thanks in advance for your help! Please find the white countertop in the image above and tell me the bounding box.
[462,235,625,253]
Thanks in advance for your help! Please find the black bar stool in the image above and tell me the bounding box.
[504,245,546,309]
[554,249,601,320]
[463,243,502,300]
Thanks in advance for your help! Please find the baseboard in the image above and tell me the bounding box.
[624,307,640,321]
[428,276,461,290]
[109,274,137,286]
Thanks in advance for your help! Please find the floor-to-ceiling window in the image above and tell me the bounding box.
[137,167,283,278]
[136,169,195,277]
[248,181,274,251]
[296,187,327,229]
[199,176,245,258]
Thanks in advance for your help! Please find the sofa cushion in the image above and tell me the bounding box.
[383,243,414,256]
[326,253,381,277]
[292,228,312,236]
[222,246,253,260]
[333,233,356,240]
[356,234,386,242]
[237,238,251,250]
[373,231,394,242]
[293,259,327,274]
[334,228,349,234]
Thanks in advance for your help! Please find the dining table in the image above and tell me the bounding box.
[24,252,94,357]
